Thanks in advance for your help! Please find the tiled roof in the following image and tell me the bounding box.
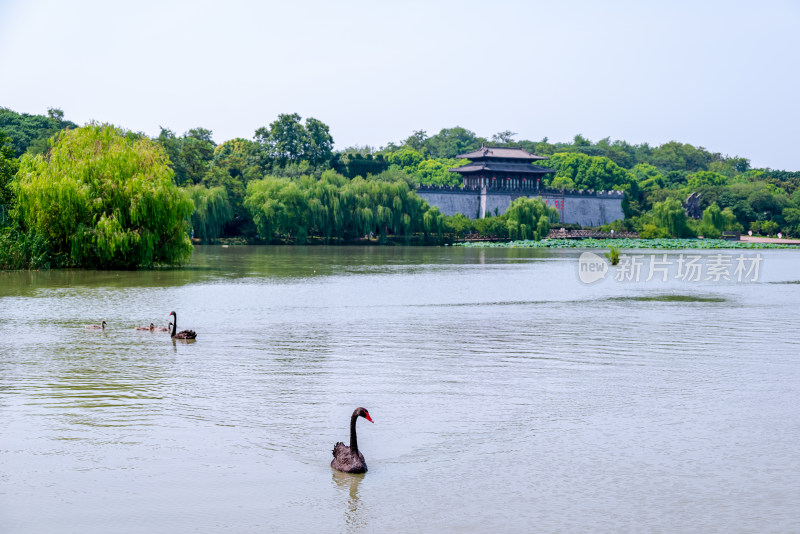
[449,162,555,174]
[456,145,548,161]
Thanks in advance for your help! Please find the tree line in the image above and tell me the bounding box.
[2,106,800,268]
[379,128,800,239]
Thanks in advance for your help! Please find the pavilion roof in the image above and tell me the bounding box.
[456,145,549,161]
[449,162,555,174]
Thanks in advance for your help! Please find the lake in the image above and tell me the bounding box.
[2,245,799,533]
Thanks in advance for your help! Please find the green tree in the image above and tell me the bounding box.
[504,197,558,240]
[181,128,216,184]
[744,182,788,218]
[651,197,693,237]
[155,127,216,186]
[631,163,665,192]
[370,166,416,187]
[639,223,671,238]
[0,130,19,208]
[336,153,389,179]
[422,206,445,240]
[592,137,636,169]
[386,147,423,168]
[203,138,261,220]
[255,114,334,169]
[423,127,485,159]
[445,213,473,237]
[720,207,741,232]
[549,175,576,189]
[303,117,334,167]
[156,127,183,180]
[0,107,78,157]
[517,137,556,157]
[411,158,462,186]
[649,141,714,173]
[14,123,194,268]
[491,130,517,144]
[759,220,779,235]
[782,206,800,236]
[545,152,634,191]
[209,138,259,180]
[244,171,438,244]
[688,170,728,189]
[708,156,750,177]
[699,202,724,238]
[185,184,234,243]
[402,130,428,154]
[255,113,306,167]
[572,134,591,147]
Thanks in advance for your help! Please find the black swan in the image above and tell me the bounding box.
[136,323,154,331]
[85,320,106,330]
[331,407,373,473]
[168,311,197,339]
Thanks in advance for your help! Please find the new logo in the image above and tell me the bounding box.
[578,251,608,284]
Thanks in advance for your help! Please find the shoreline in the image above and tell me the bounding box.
[738,235,800,245]
[454,237,800,250]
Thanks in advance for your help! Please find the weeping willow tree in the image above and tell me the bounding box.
[697,202,741,238]
[651,197,693,238]
[504,197,559,241]
[243,170,439,243]
[14,123,194,268]
[184,184,234,243]
[423,206,445,240]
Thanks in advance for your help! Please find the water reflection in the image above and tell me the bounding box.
[2,247,800,533]
[332,469,366,532]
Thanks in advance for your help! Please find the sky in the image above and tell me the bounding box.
[1,0,799,170]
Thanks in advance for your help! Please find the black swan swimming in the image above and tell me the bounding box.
[85,320,106,330]
[331,407,373,473]
[168,311,197,339]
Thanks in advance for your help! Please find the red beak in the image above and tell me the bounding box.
[364,412,373,423]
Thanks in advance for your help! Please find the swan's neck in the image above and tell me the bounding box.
[349,413,359,453]
[171,315,177,336]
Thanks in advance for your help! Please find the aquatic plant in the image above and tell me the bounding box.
[454,238,799,250]
[605,246,621,265]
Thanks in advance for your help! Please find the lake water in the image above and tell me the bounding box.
[1,245,799,533]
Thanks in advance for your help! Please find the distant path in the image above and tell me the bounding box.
[739,235,800,245]
[548,229,639,239]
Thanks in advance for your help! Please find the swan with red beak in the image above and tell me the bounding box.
[331,407,373,473]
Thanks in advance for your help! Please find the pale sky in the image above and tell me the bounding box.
[1,0,799,170]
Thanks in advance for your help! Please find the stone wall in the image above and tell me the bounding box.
[416,186,625,226]
[416,187,482,219]
[559,193,625,227]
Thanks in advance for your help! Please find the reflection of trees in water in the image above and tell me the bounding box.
[20,331,173,439]
[0,267,210,299]
[332,470,367,532]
